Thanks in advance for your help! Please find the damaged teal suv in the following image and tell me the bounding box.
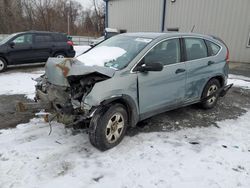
[32,32,232,151]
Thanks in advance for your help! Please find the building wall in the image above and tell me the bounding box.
[165,0,250,63]
[108,0,163,32]
[108,0,250,63]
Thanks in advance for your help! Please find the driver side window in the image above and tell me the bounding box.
[144,38,181,66]
[13,34,32,45]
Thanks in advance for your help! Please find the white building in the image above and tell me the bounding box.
[104,0,250,63]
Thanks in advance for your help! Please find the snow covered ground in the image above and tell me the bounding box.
[0,72,250,188]
[0,70,44,99]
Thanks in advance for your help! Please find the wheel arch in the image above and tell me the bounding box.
[211,75,225,87]
[53,51,66,57]
[0,55,8,65]
[100,95,139,127]
[200,75,225,99]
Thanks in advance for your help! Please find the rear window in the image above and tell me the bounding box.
[35,35,52,43]
[53,34,67,42]
[205,40,221,56]
[185,38,208,61]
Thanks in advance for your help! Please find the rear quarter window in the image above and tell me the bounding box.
[53,34,67,42]
[205,40,221,56]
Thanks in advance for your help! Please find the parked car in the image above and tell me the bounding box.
[0,31,75,72]
[28,32,232,151]
[89,36,105,47]
[89,28,119,46]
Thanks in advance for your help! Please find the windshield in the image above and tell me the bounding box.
[0,33,17,45]
[77,35,152,70]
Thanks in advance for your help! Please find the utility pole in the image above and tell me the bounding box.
[67,13,70,35]
[66,1,70,35]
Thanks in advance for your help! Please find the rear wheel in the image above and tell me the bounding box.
[89,104,128,151]
[0,57,7,73]
[54,53,65,58]
[200,79,221,109]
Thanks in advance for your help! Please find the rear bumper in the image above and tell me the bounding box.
[219,83,233,97]
[66,50,76,58]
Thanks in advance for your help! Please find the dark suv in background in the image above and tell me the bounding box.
[0,31,75,72]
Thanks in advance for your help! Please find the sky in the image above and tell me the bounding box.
[75,0,102,9]
[75,0,92,8]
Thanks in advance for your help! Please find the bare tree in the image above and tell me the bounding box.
[92,0,105,33]
[0,0,105,36]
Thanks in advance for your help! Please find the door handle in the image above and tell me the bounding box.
[208,61,215,66]
[175,68,186,74]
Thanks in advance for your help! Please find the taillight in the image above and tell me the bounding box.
[67,41,74,46]
[225,46,229,63]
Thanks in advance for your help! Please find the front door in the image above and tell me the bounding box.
[137,38,186,117]
[8,34,33,64]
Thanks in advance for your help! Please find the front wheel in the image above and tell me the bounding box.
[89,104,128,151]
[0,57,7,73]
[200,79,221,109]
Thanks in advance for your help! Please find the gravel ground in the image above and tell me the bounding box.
[0,63,249,133]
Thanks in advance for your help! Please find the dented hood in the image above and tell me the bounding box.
[45,58,116,86]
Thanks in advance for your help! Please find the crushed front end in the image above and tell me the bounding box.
[26,58,115,127]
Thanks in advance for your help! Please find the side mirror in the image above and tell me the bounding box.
[9,42,15,48]
[135,62,163,72]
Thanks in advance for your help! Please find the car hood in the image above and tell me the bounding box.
[45,58,116,87]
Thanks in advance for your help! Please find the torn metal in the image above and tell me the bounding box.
[16,57,115,127]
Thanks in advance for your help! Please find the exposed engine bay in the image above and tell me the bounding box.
[34,71,110,127]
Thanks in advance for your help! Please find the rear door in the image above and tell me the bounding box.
[8,34,33,64]
[137,38,186,117]
[183,37,221,102]
[32,34,53,62]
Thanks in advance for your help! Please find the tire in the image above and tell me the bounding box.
[200,79,221,109]
[0,57,7,73]
[89,104,128,151]
[54,53,66,58]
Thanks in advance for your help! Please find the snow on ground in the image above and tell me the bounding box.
[228,74,250,89]
[74,45,91,57]
[0,111,250,188]
[0,70,44,99]
[0,72,250,188]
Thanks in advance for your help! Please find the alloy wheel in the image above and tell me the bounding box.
[105,113,125,144]
[207,85,218,104]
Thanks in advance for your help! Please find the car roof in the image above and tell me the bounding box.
[121,32,214,40]
[13,31,66,35]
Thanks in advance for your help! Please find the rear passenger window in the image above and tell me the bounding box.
[185,38,208,61]
[205,40,221,56]
[34,35,52,43]
[144,38,181,66]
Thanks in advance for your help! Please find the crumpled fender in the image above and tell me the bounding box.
[45,58,116,87]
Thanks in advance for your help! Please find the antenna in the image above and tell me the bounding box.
[191,25,195,32]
